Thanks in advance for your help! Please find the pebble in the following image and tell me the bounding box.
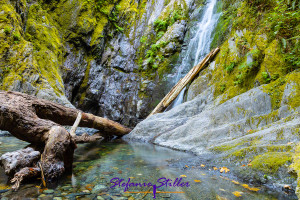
[61,186,72,190]
[123,192,131,197]
[66,192,88,198]
[92,184,107,193]
[161,193,171,198]
[97,196,105,200]
[43,189,54,194]
[113,197,127,200]
[53,197,63,200]
[82,190,91,193]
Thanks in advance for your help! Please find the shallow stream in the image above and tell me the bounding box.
[0,136,297,200]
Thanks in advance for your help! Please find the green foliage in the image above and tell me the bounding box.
[153,19,168,32]
[225,62,236,73]
[157,31,165,39]
[153,9,184,33]
[245,0,273,11]
[140,36,147,44]
[262,72,271,83]
[234,73,244,85]
[220,84,226,93]
[152,64,158,69]
[12,32,20,41]
[4,27,11,35]
[146,50,154,58]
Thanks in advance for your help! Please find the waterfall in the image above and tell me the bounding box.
[171,0,220,108]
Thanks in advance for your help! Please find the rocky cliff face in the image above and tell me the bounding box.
[1,0,206,127]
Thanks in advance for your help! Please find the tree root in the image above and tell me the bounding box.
[0,91,131,190]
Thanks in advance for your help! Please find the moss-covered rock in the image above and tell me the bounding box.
[251,152,292,174]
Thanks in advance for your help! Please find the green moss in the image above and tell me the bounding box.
[78,59,92,104]
[91,16,108,46]
[23,3,65,96]
[250,110,279,128]
[251,152,292,173]
[4,26,11,35]
[284,72,300,109]
[262,77,286,110]
[210,2,235,49]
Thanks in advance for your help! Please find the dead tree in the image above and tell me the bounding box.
[0,91,131,190]
[148,47,220,117]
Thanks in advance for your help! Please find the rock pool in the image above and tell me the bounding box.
[0,136,297,200]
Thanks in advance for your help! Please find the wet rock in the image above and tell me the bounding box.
[112,196,127,200]
[0,147,40,176]
[159,20,186,43]
[43,189,55,194]
[92,184,107,193]
[126,84,299,159]
[65,192,89,199]
[0,131,10,136]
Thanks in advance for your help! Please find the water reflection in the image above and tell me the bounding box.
[0,136,297,200]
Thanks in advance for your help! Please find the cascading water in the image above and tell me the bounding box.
[171,0,220,108]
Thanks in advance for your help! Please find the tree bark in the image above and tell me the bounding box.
[0,90,132,189]
[148,47,220,117]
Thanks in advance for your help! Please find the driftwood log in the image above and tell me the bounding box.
[0,90,131,190]
[148,47,220,117]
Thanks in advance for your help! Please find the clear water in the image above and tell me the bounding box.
[0,136,297,200]
[172,0,221,108]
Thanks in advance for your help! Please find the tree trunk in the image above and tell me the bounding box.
[148,47,220,117]
[0,90,132,189]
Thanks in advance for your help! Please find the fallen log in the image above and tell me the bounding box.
[0,90,131,189]
[148,47,220,117]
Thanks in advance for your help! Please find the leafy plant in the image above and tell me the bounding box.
[153,19,168,32]
[262,72,271,83]
[225,62,236,73]
[13,32,20,41]
[4,27,11,35]
[157,31,165,39]
[152,64,158,69]
[140,36,147,44]
[234,73,244,85]
[220,84,226,92]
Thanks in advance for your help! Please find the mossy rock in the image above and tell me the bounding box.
[251,152,292,174]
